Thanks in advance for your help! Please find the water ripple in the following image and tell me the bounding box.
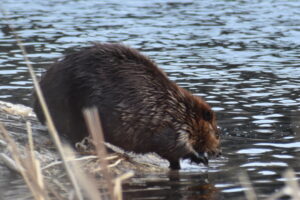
[1,0,300,199]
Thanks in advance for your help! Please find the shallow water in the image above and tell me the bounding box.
[0,0,300,199]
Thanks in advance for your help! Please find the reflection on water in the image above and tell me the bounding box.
[1,0,300,199]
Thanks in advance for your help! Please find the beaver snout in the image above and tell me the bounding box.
[184,152,209,166]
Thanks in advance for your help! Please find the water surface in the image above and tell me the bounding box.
[0,0,300,199]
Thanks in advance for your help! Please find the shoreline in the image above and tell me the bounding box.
[0,100,168,199]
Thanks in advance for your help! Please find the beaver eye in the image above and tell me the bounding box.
[203,110,213,121]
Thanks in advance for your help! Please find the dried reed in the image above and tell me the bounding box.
[83,108,115,200]
[113,172,134,200]
[239,171,257,200]
[240,169,300,200]
[1,7,133,200]
[266,169,300,200]
[0,9,84,200]
[63,145,103,200]
[0,122,49,200]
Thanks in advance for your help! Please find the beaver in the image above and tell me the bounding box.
[33,43,221,169]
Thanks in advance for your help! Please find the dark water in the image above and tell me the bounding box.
[1,0,300,199]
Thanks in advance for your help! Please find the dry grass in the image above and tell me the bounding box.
[239,171,257,200]
[0,8,133,200]
[0,119,133,200]
[0,122,49,200]
[266,169,300,200]
[83,108,115,199]
[240,169,300,200]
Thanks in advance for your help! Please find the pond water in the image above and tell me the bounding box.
[1,0,300,199]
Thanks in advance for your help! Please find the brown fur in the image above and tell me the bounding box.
[33,43,221,169]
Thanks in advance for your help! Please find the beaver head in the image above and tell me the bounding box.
[171,89,221,169]
[186,99,220,163]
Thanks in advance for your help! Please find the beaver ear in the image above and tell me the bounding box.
[203,109,213,121]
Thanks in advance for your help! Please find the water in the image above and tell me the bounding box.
[1,0,300,199]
